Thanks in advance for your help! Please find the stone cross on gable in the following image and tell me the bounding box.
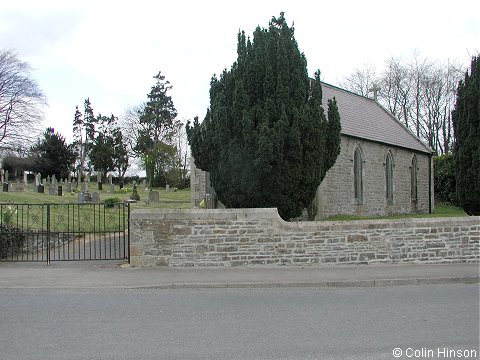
[369,84,381,102]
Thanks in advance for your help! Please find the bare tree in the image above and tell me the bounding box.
[339,63,378,97]
[0,49,46,150]
[341,54,464,155]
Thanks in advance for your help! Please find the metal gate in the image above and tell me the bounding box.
[0,203,130,264]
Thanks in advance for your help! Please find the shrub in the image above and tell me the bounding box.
[104,197,122,208]
[434,154,456,204]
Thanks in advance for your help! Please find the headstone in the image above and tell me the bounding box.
[81,181,86,192]
[35,173,40,186]
[166,184,170,192]
[148,191,160,204]
[52,174,57,187]
[92,192,100,203]
[0,169,4,183]
[97,172,102,190]
[4,170,8,183]
[2,182,8,192]
[108,174,114,193]
[37,184,44,193]
[22,172,28,192]
[78,192,85,203]
[46,175,50,186]
[57,185,63,196]
[48,183,56,196]
[66,181,72,193]
[142,179,147,189]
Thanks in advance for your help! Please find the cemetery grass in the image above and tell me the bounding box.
[0,187,190,232]
[0,187,190,208]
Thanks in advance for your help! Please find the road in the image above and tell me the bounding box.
[0,284,478,360]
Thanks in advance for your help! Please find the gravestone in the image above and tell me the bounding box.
[97,172,102,190]
[4,170,8,183]
[92,192,100,203]
[142,179,147,189]
[66,181,72,193]
[49,175,57,195]
[148,191,160,204]
[78,192,93,203]
[22,172,28,192]
[166,184,170,192]
[0,169,4,183]
[37,184,44,193]
[57,185,63,196]
[108,174,114,193]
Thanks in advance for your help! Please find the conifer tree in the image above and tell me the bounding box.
[187,13,341,220]
[452,55,480,215]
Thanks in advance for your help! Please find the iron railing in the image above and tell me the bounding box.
[0,203,129,264]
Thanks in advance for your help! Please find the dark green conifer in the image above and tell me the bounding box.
[187,13,341,220]
[452,55,480,215]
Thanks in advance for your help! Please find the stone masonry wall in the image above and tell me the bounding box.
[316,136,432,219]
[130,208,479,267]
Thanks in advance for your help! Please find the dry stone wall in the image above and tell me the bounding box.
[130,208,479,267]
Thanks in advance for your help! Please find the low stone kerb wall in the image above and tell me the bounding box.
[129,208,479,267]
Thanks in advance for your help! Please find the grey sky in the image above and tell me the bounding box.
[1,0,478,141]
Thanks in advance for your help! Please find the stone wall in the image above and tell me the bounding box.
[316,135,433,218]
[130,208,479,267]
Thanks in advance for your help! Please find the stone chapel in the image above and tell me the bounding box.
[191,82,434,219]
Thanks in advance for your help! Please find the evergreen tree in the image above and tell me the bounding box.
[89,114,129,179]
[187,13,341,220]
[72,98,96,179]
[31,127,76,179]
[134,72,181,186]
[452,55,480,215]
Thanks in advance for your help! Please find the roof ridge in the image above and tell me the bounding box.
[320,81,376,102]
[321,81,432,154]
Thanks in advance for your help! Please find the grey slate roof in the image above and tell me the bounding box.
[321,82,432,154]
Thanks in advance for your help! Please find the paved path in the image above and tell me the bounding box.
[0,262,478,289]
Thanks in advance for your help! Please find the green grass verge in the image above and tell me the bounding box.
[324,204,467,221]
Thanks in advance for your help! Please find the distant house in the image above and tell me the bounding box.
[191,82,434,219]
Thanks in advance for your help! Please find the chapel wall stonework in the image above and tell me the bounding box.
[316,136,432,219]
[190,157,207,208]
[129,208,479,267]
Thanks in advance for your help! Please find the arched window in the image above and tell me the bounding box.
[354,147,363,202]
[385,151,394,203]
[411,155,418,202]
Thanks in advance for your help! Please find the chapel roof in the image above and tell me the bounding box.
[321,82,432,154]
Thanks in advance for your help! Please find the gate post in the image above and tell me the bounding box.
[46,204,50,265]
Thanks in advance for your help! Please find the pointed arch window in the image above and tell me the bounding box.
[354,147,363,202]
[411,155,418,202]
[385,152,394,203]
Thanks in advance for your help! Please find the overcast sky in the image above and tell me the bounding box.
[1,0,478,142]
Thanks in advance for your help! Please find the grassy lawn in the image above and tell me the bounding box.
[0,186,191,209]
[324,204,467,221]
[0,186,191,232]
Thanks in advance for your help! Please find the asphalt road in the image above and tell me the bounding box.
[0,284,478,360]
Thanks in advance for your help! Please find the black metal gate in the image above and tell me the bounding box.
[0,203,130,264]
